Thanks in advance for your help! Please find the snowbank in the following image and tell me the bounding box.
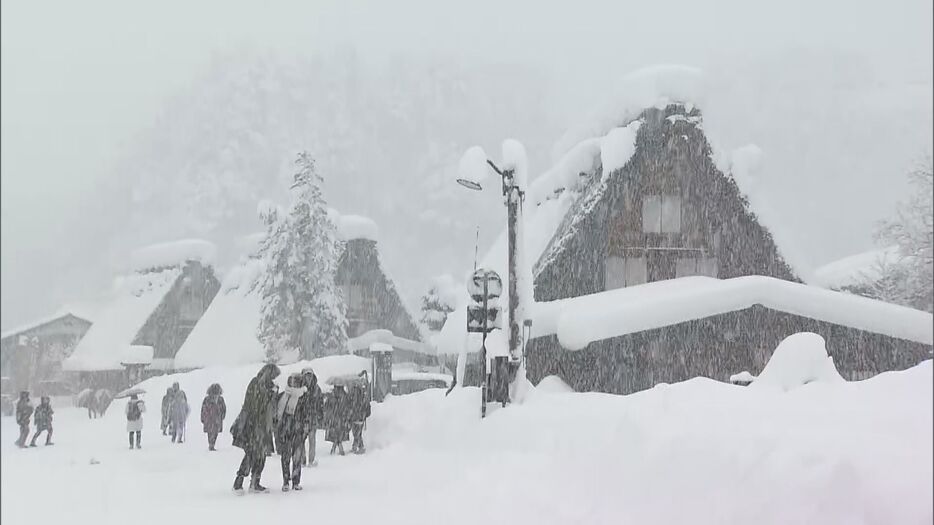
[63,268,181,371]
[751,333,843,392]
[129,239,216,272]
[531,275,933,351]
[535,375,575,393]
[2,359,931,524]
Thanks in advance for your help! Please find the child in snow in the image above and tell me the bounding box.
[14,391,33,448]
[275,373,307,492]
[29,396,54,446]
[126,394,145,449]
[200,383,226,451]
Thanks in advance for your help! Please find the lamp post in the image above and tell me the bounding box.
[457,156,526,398]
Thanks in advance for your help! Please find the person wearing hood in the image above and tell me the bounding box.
[275,373,307,492]
[170,387,190,444]
[14,391,33,448]
[231,363,280,493]
[29,396,54,447]
[160,387,174,436]
[298,368,323,467]
[201,383,227,451]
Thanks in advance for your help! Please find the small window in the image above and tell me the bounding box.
[697,257,718,277]
[676,258,697,278]
[661,196,681,233]
[605,256,647,290]
[642,194,681,233]
[675,257,718,279]
[642,196,662,233]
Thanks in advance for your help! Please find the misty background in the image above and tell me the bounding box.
[2,0,932,330]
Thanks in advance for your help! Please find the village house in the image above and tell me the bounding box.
[0,312,93,395]
[439,99,933,394]
[62,240,221,391]
[174,213,432,372]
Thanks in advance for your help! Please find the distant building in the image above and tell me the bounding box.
[63,240,220,391]
[174,214,431,369]
[0,312,93,395]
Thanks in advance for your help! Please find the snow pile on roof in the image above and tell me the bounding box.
[173,257,265,369]
[349,329,434,356]
[369,342,393,353]
[63,268,182,371]
[729,371,757,385]
[337,214,378,242]
[129,239,217,272]
[120,345,154,366]
[530,275,933,351]
[553,64,705,161]
[812,246,901,289]
[750,333,843,392]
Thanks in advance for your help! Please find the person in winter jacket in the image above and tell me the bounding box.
[325,385,350,456]
[161,387,174,435]
[231,363,280,493]
[275,373,307,492]
[126,394,146,449]
[170,388,190,444]
[201,383,227,451]
[298,368,323,467]
[29,396,54,447]
[14,391,33,448]
[349,384,371,454]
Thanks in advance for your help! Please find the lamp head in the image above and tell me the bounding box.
[456,178,483,191]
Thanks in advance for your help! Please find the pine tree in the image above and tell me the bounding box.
[254,152,349,362]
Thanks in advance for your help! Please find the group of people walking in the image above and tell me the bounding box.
[13,391,54,448]
[230,364,372,494]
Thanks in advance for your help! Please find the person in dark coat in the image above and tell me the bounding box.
[349,384,371,454]
[298,368,323,467]
[201,383,226,451]
[325,385,350,456]
[161,387,174,435]
[231,363,280,493]
[14,391,33,448]
[29,396,54,447]
[170,388,190,444]
[275,373,307,492]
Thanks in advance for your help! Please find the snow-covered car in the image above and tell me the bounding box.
[391,372,451,396]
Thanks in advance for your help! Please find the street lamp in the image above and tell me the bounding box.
[456,143,527,410]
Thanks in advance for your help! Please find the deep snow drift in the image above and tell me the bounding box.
[2,357,931,525]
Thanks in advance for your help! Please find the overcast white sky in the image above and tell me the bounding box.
[2,0,932,330]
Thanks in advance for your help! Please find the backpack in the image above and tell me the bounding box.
[127,401,141,421]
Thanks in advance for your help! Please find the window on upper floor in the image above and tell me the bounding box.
[642,194,682,233]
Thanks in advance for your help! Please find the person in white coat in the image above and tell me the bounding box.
[126,394,146,449]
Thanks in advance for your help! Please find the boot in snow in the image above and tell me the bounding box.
[292,484,303,491]
[281,483,290,492]
[233,476,244,494]
[250,479,268,493]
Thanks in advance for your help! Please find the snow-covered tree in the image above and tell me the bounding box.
[254,152,348,362]
[419,274,460,334]
[853,158,933,312]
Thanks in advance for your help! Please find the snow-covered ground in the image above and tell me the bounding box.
[2,359,931,524]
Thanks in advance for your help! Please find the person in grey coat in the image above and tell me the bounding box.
[231,363,280,493]
[170,389,190,444]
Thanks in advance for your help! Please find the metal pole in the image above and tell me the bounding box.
[505,173,521,364]
[480,276,488,419]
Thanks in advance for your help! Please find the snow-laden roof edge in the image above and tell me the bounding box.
[533,275,933,350]
[811,246,902,289]
[1,312,93,341]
